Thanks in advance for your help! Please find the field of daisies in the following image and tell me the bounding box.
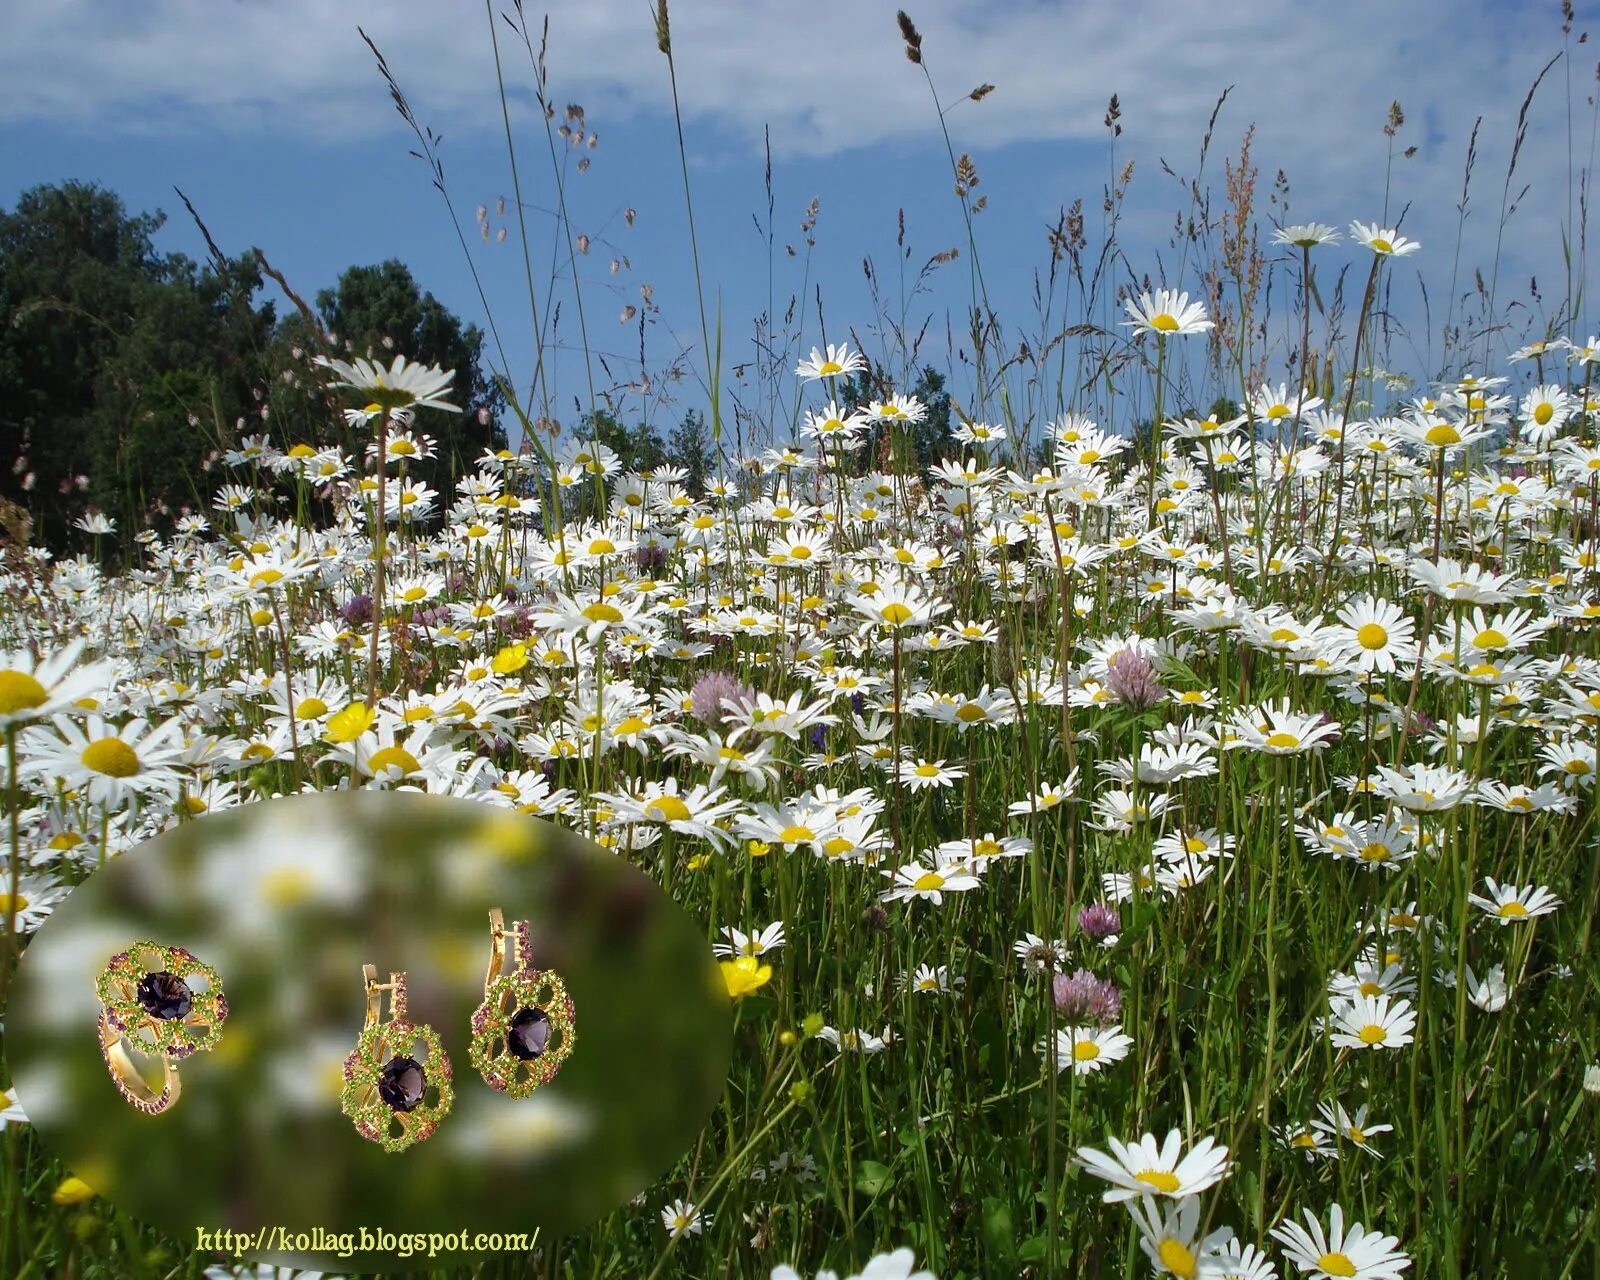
[5,18,1600,1280]
[4,274,1600,1279]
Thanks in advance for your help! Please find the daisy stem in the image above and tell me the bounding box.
[1045,985,1059,1274]
[1581,774,1600,954]
[271,594,303,792]
[891,629,904,865]
[641,1094,801,1280]
[1317,253,1383,610]
[1146,336,1166,525]
[1256,753,1286,1237]
[368,416,389,708]
[3,724,17,1000]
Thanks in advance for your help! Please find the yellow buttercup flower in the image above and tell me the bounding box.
[721,956,773,999]
[53,1175,96,1206]
[491,643,529,675]
[323,702,377,743]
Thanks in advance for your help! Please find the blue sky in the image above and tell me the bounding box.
[2,0,1594,448]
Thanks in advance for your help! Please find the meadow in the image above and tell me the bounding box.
[2,5,1600,1279]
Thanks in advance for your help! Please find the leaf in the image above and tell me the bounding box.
[981,1197,1017,1263]
[854,1160,892,1197]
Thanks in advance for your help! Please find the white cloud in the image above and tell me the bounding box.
[5,0,1593,365]
[0,2,1576,164]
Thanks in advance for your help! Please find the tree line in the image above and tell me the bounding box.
[0,180,506,553]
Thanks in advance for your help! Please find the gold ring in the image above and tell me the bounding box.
[94,941,227,1115]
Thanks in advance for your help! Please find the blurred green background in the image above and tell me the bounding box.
[6,793,731,1271]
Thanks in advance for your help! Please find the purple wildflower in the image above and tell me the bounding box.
[1051,967,1123,1025]
[689,671,756,726]
[634,542,670,574]
[339,594,374,626]
[1077,902,1121,941]
[1104,647,1165,710]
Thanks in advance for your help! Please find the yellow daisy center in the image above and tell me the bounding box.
[913,871,945,892]
[0,670,48,716]
[1157,1238,1198,1279]
[1150,313,1181,332]
[1358,1024,1388,1045]
[1357,623,1389,650]
[81,738,140,777]
[1134,1170,1181,1193]
[779,825,815,844]
[1265,731,1300,750]
[1474,629,1508,649]
[367,746,420,776]
[1317,1253,1358,1278]
[1497,901,1529,918]
[1425,423,1461,446]
[646,796,691,823]
[1072,1039,1101,1062]
[582,602,623,624]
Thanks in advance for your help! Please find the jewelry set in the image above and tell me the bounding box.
[92,909,576,1153]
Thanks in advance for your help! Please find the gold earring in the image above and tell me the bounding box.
[468,909,576,1096]
[340,966,453,1152]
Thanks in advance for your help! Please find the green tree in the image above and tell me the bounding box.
[665,409,713,494]
[0,181,273,549]
[580,409,665,476]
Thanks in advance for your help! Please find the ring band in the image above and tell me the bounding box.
[97,1006,181,1114]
